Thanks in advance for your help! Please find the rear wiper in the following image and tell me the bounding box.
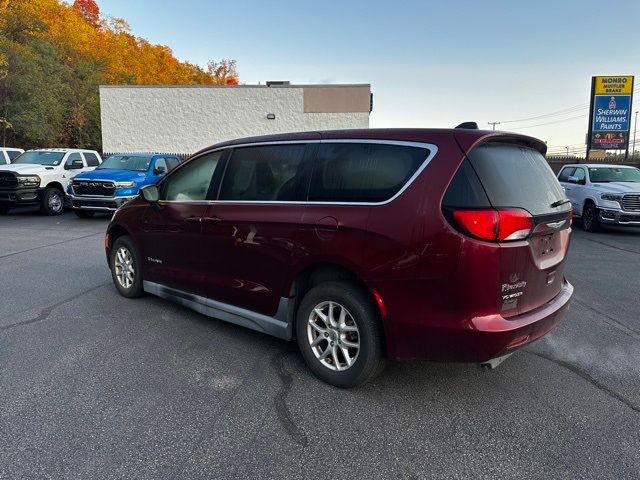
[551,198,571,208]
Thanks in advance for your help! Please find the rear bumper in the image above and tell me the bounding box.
[67,194,137,212]
[387,280,573,362]
[0,187,44,207]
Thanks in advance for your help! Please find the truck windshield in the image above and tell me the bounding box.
[97,155,151,172]
[12,151,65,166]
[588,167,640,183]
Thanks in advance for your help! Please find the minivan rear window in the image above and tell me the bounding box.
[309,143,429,203]
[467,143,568,216]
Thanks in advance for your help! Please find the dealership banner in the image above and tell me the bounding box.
[588,75,634,150]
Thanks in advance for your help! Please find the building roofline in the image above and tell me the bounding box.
[99,84,371,89]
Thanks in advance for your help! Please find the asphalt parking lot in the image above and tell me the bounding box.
[1,209,639,480]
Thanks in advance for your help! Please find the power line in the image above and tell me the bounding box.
[506,114,585,130]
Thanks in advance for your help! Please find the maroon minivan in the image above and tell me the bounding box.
[105,127,573,387]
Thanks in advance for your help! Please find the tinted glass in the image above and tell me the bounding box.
[84,152,101,167]
[162,151,221,201]
[7,150,22,160]
[442,159,491,208]
[589,167,640,183]
[13,151,65,165]
[558,167,575,182]
[219,144,307,201]
[98,155,151,172]
[468,143,568,216]
[309,143,428,203]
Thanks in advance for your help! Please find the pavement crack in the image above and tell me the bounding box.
[0,282,110,332]
[573,296,640,342]
[0,232,103,259]
[272,349,308,447]
[526,351,640,414]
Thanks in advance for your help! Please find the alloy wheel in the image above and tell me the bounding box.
[114,246,135,289]
[307,301,360,371]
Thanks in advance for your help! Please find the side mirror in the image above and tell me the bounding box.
[153,166,166,176]
[66,159,84,170]
[140,184,159,203]
[567,175,584,185]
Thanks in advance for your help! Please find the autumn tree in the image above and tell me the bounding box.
[0,0,239,150]
[72,0,99,28]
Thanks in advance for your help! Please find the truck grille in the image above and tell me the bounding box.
[72,180,116,197]
[0,171,18,189]
[622,194,640,211]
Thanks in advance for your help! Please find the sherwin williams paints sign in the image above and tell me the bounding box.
[589,75,634,150]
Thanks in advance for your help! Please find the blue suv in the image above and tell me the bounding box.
[67,153,181,217]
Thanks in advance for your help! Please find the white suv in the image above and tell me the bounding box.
[0,148,102,215]
[0,147,24,165]
[558,163,640,232]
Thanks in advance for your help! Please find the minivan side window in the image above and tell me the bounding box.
[84,152,101,167]
[161,151,222,201]
[308,143,429,203]
[558,167,575,182]
[219,144,307,201]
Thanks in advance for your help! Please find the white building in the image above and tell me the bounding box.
[99,83,372,155]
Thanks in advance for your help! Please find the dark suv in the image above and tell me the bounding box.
[105,128,573,387]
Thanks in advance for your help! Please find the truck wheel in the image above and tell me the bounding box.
[0,208,9,215]
[582,203,600,232]
[296,280,385,388]
[74,210,95,219]
[110,235,144,298]
[40,188,64,216]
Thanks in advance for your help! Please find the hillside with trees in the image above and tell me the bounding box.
[0,0,239,150]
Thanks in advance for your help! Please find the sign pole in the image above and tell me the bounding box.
[624,77,635,162]
[585,76,595,163]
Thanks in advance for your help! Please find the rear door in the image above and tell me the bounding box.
[201,142,314,316]
[465,141,572,316]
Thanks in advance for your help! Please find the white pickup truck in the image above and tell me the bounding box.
[0,148,102,215]
[558,163,640,232]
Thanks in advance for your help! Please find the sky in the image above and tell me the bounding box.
[99,0,640,156]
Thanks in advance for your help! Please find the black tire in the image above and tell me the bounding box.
[109,235,144,298]
[296,280,385,388]
[582,202,600,232]
[74,210,95,219]
[0,207,9,215]
[40,188,64,216]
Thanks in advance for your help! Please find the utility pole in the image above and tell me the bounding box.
[565,146,569,156]
[488,121,500,130]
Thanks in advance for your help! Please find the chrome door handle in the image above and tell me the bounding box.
[184,216,200,224]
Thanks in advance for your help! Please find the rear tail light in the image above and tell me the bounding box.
[452,209,533,242]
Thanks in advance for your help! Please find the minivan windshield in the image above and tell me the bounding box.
[588,167,640,183]
[12,151,65,166]
[97,155,151,172]
[468,143,569,216]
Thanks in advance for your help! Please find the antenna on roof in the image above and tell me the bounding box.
[455,122,479,129]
